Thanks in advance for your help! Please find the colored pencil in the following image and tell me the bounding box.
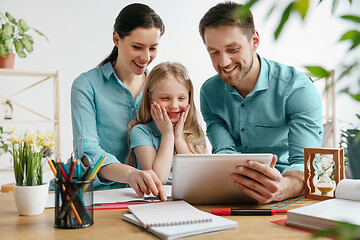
[68,153,76,182]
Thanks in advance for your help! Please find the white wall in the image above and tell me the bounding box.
[0,0,359,164]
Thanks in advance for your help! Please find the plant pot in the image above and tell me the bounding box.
[0,52,15,69]
[14,183,49,216]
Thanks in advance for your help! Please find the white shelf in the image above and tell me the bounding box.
[0,69,61,158]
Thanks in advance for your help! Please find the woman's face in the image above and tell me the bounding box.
[150,76,189,124]
[115,27,161,75]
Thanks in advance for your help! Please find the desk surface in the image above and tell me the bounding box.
[0,193,329,240]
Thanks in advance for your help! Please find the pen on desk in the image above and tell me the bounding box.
[212,208,288,216]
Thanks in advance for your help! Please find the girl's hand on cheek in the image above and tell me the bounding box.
[174,105,190,139]
[151,101,173,135]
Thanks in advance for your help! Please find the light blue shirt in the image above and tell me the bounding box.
[129,120,173,182]
[71,62,144,189]
[200,55,323,173]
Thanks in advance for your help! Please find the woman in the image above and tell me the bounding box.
[71,3,166,200]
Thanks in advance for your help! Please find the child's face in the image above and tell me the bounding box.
[150,76,189,124]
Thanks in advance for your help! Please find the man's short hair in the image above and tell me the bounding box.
[199,1,255,42]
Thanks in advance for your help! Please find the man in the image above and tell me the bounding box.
[199,2,323,203]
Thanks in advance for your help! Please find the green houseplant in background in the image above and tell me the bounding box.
[0,11,48,68]
[1,128,55,215]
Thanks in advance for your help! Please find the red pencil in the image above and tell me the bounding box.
[68,153,76,182]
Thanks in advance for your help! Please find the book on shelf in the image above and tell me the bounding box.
[123,201,237,240]
[286,179,360,236]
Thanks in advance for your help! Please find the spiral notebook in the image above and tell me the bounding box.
[123,211,238,240]
[127,200,212,228]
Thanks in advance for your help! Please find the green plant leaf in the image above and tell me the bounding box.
[331,0,339,14]
[14,39,26,58]
[23,34,34,44]
[20,37,33,53]
[275,3,293,39]
[0,43,8,57]
[4,38,14,51]
[338,61,359,81]
[234,5,252,22]
[18,19,30,32]
[3,23,14,39]
[5,12,17,25]
[348,92,360,101]
[340,30,360,50]
[33,28,49,42]
[305,66,330,78]
[293,0,309,20]
[341,15,360,23]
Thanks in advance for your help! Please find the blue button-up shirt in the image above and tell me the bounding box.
[200,56,323,173]
[71,62,143,188]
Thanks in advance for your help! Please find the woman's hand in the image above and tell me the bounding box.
[128,168,167,201]
[174,105,190,140]
[151,101,173,135]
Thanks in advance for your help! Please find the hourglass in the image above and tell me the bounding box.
[304,148,344,200]
[316,155,336,195]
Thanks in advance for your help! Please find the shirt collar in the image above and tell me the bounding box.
[101,62,115,81]
[254,55,269,92]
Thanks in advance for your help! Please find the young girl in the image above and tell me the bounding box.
[127,62,206,184]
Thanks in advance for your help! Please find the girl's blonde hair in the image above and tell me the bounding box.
[126,62,205,167]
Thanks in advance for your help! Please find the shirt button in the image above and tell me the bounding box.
[241,128,245,131]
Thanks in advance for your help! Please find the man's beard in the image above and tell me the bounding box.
[218,57,253,87]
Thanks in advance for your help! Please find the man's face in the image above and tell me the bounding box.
[203,25,258,87]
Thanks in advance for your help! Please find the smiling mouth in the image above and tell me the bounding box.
[221,65,237,74]
[167,112,179,118]
[134,61,147,68]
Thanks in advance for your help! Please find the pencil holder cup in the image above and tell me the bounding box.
[54,179,94,229]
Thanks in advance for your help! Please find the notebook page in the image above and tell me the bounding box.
[128,200,212,228]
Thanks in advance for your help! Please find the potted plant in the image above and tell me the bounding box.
[0,11,48,68]
[2,128,55,215]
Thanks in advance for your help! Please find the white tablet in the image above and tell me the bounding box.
[171,153,273,204]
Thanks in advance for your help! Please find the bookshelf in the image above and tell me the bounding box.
[0,69,60,158]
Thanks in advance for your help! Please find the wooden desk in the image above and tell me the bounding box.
[0,193,328,240]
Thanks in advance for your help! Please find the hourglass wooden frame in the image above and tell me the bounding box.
[304,147,345,200]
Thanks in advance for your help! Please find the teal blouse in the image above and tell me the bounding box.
[71,62,144,189]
